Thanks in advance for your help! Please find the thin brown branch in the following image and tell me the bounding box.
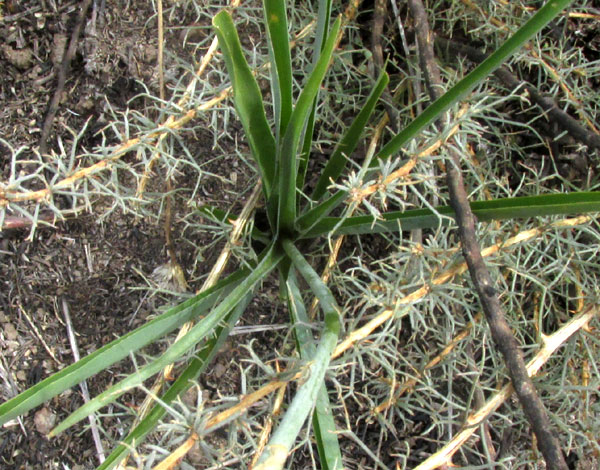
[0,207,84,231]
[414,304,599,470]
[435,37,600,151]
[39,0,93,155]
[407,1,569,468]
[371,0,398,132]
[446,147,567,470]
[408,0,442,103]
[459,0,600,136]
[333,215,591,358]
[156,0,165,102]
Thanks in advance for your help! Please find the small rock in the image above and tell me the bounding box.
[214,362,227,378]
[51,34,68,65]
[34,407,56,435]
[182,386,199,408]
[2,45,33,70]
[143,44,158,63]
[3,322,18,341]
[186,440,205,465]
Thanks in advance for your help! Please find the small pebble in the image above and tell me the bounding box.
[3,322,18,341]
[34,407,56,435]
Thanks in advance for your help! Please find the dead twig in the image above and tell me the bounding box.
[371,0,398,132]
[18,302,62,367]
[62,299,106,464]
[333,215,591,358]
[39,0,93,155]
[414,304,598,470]
[435,37,600,151]
[407,1,569,468]
[156,0,165,103]
[0,207,84,232]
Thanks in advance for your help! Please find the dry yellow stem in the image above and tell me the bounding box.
[333,215,592,358]
[249,380,287,470]
[373,312,482,414]
[151,432,198,470]
[203,373,302,433]
[413,304,599,470]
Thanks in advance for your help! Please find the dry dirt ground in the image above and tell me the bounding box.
[0,1,268,468]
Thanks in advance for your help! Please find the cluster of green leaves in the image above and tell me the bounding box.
[0,0,597,468]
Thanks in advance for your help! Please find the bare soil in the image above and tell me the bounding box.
[0,1,264,468]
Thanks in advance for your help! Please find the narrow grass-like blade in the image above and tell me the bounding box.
[50,245,283,436]
[0,270,245,427]
[263,0,292,139]
[375,0,574,162]
[213,11,277,196]
[312,71,389,200]
[97,292,254,470]
[313,0,333,62]
[286,272,343,470]
[296,190,347,235]
[299,192,600,238]
[296,0,334,193]
[276,17,341,236]
[297,108,317,196]
[254,240,340,470]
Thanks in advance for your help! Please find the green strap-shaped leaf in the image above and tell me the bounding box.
[50,244,283,436]
[276,17,342,236]
[375,0,574,162]
[97,292,254,470]
[254,240,340,470]
[313,0,333,64]
[263,0,293,139]
[305,0,575,211]
[296,190,347,236]
[312,70,389,200]
[0,270,246,427]
[213,11,277,197]
[299,192,600,238]
[296,0,334,193]
[286,272,343,470]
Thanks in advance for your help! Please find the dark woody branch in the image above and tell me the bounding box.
[435,37,600,152]
[406,0,569,469]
